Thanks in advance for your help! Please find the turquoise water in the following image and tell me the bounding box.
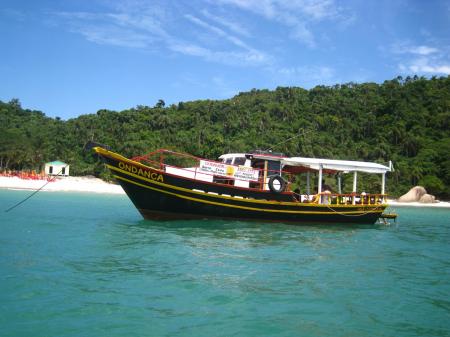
[1,190,449,337]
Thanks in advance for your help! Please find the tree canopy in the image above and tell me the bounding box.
[1,75,449,198]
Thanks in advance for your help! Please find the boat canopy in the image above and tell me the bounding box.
[281,157,391,174]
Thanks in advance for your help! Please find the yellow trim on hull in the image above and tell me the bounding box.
[113,174,383,216]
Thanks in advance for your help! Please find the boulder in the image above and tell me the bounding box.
[419,194,436,203]
[398,186,427,202]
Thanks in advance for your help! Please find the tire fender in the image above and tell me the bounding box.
[268,175,286,193]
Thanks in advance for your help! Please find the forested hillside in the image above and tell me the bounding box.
[1,76,449,198]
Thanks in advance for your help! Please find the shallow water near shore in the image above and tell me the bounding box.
[1,189,449,337]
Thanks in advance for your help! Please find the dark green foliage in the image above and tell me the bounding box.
[1,76,449,198]
[419,175,445,196]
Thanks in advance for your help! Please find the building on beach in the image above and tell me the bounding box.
[44,161,70,176]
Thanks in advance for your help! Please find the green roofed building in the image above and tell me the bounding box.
[45,161,69,176]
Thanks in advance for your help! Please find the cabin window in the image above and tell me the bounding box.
[49,166,53,174]
[225,158,232,164]
[234,157,246,166]
[62,167,65,175]
[251,160,265,169]
[267,160,281,177]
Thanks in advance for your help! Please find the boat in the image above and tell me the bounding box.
[90,143,397,224]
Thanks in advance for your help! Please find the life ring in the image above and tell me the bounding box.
[268,175,286,193]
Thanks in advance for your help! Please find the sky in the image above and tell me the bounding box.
[1,0,449,119]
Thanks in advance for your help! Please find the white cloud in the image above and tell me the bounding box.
[106,13,169,38]
[56,10,168,48]
[53,4,272,68]
[410,46,439,56]
[274,65,337,87]
[391,41,450,75]
[213,0,353,47]
[50,1,353,77]
[402,58,450,75]
[277,0,339,21]
[391,42,439,56]
[76,25,150,48]
[179,12,271,65]
[214,0,277,18]
[168,40,270,66]
[168,42,209,57]
[184,14,249,49]
[201,10,251,37]
[182,12,271,64]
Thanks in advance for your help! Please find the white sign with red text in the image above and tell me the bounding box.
[199,160,259,181]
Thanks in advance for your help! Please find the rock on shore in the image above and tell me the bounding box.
[398,186,437,203]
[419,194,436,203]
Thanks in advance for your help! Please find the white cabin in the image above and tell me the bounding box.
[45,161,69,176]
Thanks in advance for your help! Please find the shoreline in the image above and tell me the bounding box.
[1,176,449,208]
[386,200,450,208]
[0,176,125,195]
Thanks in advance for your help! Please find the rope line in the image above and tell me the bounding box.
[265,131,303,152]
[4,165,68,213]
[324,203,384,217]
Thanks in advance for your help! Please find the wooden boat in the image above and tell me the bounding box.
[91,144,396,224]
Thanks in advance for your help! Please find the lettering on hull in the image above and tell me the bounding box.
[118,162,164,182]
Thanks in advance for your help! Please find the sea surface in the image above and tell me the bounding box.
[1,189,449,337]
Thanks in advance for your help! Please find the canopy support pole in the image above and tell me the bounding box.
[381,173,386,202]
[352,171,357,205]
[337,174,342,194]
[306,171,310,195]
[263,160,268,190]
[318,165,323,204]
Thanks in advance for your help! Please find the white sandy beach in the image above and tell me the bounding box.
[386,200,450,208]
[1,176,449,207]
[0,176,125,194]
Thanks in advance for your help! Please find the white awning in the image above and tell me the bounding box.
[281,157,391,174]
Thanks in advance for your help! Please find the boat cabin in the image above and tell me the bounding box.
[217,150,392,205]
[218,151,284,190]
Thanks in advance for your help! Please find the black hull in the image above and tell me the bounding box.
[95,147,386,225]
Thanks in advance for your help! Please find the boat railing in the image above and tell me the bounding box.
[301,192,387,205]
[132,149,200,169]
